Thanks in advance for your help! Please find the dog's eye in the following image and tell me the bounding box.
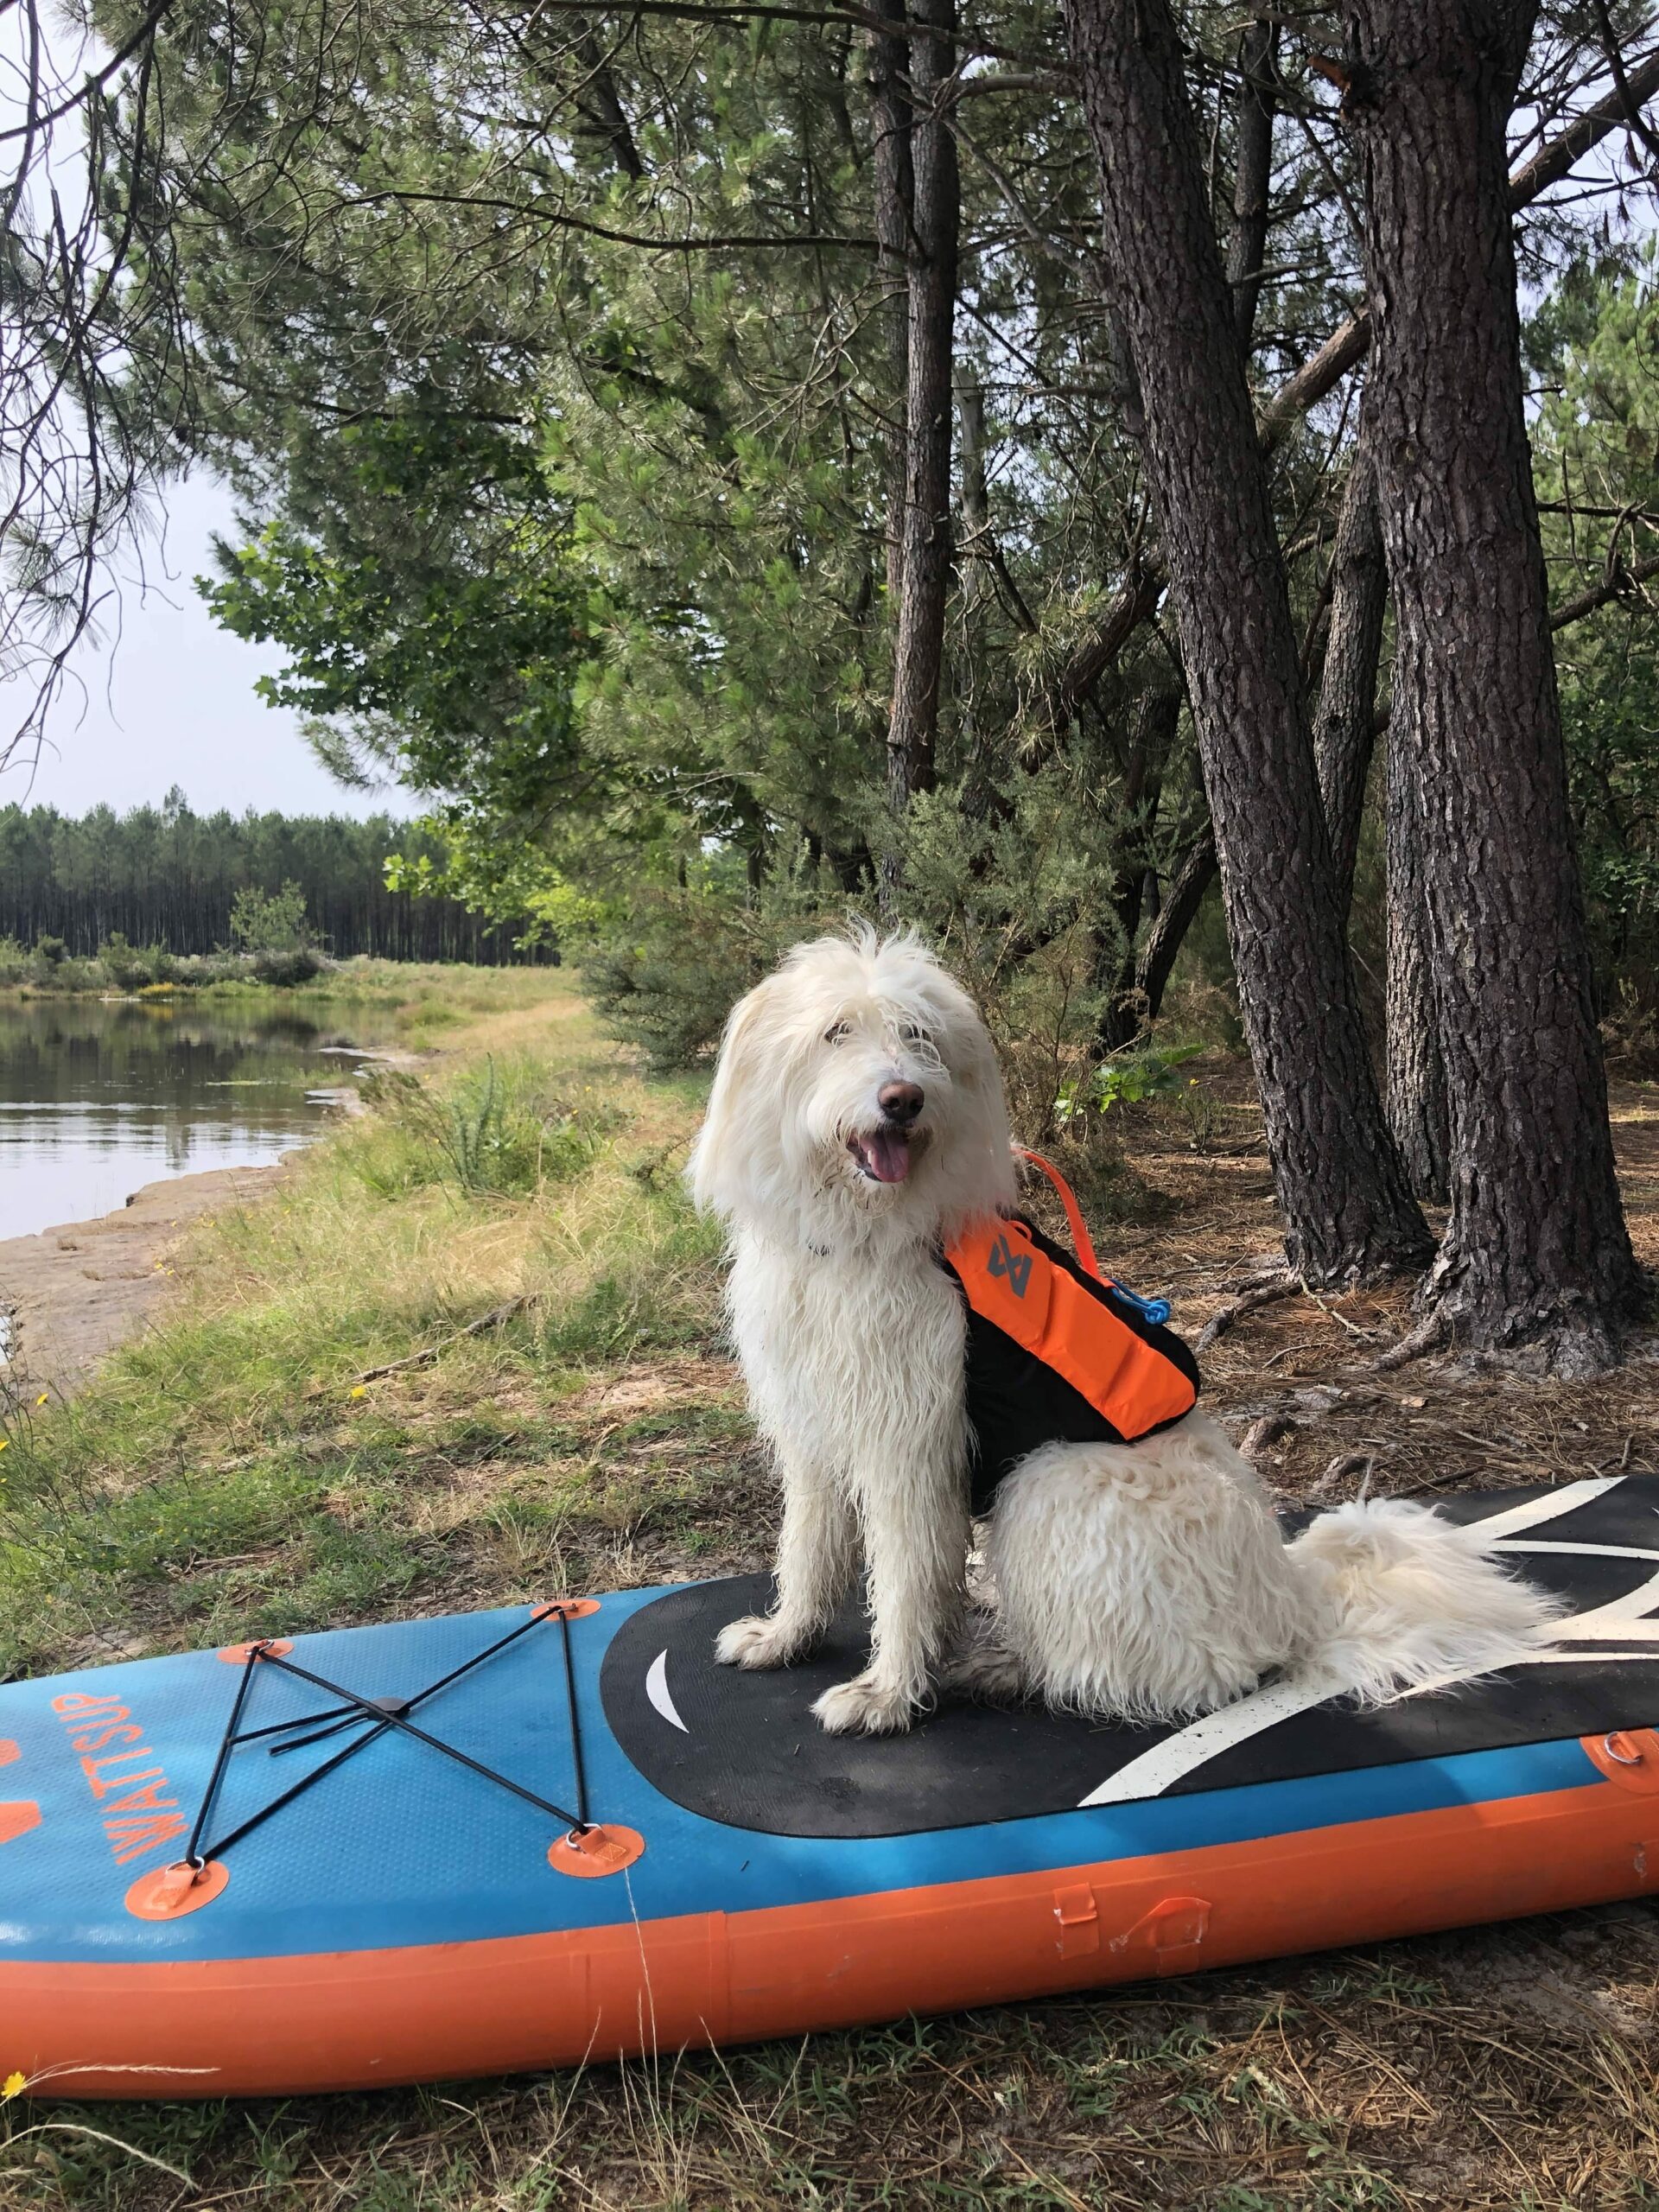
[899,1022,929,1049]
[823,1020,849,1045]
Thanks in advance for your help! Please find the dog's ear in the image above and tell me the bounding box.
[687,976,773,1218]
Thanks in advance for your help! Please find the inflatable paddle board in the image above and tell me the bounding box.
[4,1474,1659,2100]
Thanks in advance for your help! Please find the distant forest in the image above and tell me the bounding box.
[0,791,538,963]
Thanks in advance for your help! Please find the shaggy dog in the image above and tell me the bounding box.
[689,928,1557,1737]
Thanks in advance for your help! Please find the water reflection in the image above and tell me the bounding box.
[0,996,399,1239]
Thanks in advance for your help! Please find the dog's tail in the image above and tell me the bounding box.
[1287,1498,1564,1705]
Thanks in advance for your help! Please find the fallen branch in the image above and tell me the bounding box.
[354,1296,537,1384]
[1196,1271,1296,1351]
[1311,1450,1374,1499]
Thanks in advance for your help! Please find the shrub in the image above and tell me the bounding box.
[581,843,846,1072]
[251,945,325,987]
[349,1058,625,1198]
[230,880,313,955]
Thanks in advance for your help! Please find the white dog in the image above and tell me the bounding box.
[689,928,1556,1736]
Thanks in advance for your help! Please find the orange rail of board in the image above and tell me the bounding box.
[6,1759,1659,2100]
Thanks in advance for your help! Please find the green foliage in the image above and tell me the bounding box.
[227,880,324,983]
[580,842,845,1071]
[108,0,1659,1074]
[229,879,311,954]
[201,415,596,861]
[0,794,536,963]
[349,1059,625,1199]
[1058,1043,1204,1126]
[1529,249,1659,1021]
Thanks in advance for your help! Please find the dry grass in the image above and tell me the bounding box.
[3,1014,1659,2209]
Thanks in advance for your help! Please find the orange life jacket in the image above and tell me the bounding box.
[942,1151,1199,1512]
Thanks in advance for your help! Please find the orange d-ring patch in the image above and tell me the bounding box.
[217,1639,293,1664]
[548,1823,645,1878]
[125,1859,230,1919]
[533,1599,600,1622]
[1584,1729,1659,1793]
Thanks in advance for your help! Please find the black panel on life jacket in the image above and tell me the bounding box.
[941,1215,1201,1515]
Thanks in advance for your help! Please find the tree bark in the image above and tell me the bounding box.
[1350,0,1641,1365]
[882,0,957,880]
[1383,736,1450,1205]
[1224,16,1278,352]
[1061,0,1429,1283]
[1096,686,1179,1049]
[1313,410,1387,917]
[1136,826,1217,1030]
[868,3,912,594]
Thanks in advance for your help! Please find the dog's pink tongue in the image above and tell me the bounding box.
[860,1130,912,1183]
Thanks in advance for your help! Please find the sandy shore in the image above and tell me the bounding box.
[0,1161,289,1399]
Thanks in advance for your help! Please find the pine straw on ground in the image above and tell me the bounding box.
[6,1054,1659,2210]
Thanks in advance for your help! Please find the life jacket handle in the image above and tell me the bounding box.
[1014,1147,1101,1281]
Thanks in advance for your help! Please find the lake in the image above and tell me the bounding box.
[0,996,400,1242]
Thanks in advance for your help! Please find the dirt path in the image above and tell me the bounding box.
[0,1161,288,1399]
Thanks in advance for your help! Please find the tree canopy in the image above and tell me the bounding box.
[7,0,1659,1358]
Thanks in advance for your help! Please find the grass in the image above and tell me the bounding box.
[3,999,1659,2208]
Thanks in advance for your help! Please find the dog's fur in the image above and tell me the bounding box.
[689,928,1558,1736]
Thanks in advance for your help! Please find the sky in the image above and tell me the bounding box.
[0,472,408,823]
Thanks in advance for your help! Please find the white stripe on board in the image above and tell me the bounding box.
[1391,1647,1659,1700]
[1492,1540,1659,1562]
[1077,1677,1340,1807]
[1549,1564,1659,1637]
[645,1649,690,1733]
[1464,1477,1628,1541]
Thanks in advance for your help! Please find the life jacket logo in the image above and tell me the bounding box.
[987,1232,1033,1299]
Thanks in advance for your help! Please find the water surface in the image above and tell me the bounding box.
[0,995,398,1241]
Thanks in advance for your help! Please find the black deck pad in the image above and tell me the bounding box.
[601,1478,1659,1838]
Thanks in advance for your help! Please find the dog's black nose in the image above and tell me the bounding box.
[879,1081,925,1126]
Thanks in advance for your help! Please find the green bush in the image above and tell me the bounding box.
[97,932,180,989]
[350,1058,625,1198]
[251,944,326,986]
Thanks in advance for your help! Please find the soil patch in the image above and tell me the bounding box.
[0,1162,287,1398]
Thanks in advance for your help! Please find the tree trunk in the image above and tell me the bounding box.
[1383,736,1450,1205]
[1136,826,1217,1029]
[1097,687,1179,1050]
[1350,0,1640,1365]
[1224,16,1278,352]
[868,3,912,595]
[884,0,958,856]
[1061,0,1429,1283]
[1313,409,1387,917]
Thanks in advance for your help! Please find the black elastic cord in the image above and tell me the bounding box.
[186,1605,594,1866]
[261,1603,561,1759]
[558,1605,590,1830]
[248,1647,586,1827]
[183,1642,264,1867]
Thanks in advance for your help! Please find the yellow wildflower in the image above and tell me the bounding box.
[2,2070,25,2100]
[350,1385,367,1399]
[0,1440,9,1452]
[35,1393,47,1407]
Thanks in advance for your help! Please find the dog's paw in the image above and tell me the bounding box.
[811,1675,916,1736]
[715,1614,804,1669]
[943,1642,1030,1705]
